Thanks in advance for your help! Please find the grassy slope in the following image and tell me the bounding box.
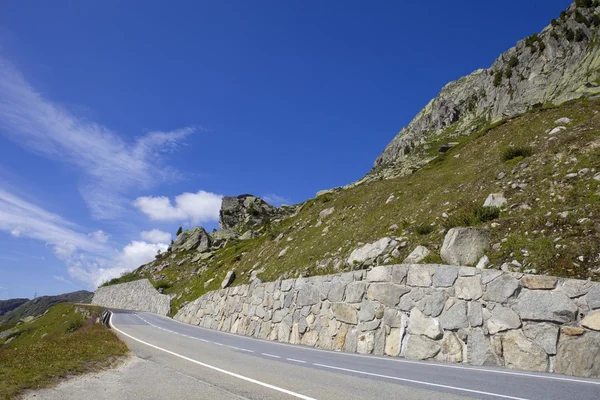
[113,98,600,316]
[0,303,128,399]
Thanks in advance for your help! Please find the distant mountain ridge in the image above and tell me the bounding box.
[369,1,600,180]
[0,298,29,317]
[0,291,92,324]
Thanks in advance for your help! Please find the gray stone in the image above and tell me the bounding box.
[391,265,409,284]
[170,227,212,252]
[358,300,378,322]
[374,328,386,356]
[433,265,458,287]
[93,279,171,316]
[347,237,398,267]
[585,286,600,309]
[481,269,503,285]
[560,280,594,298]
[344,329,359,352]
[487,305,521,334]
[439,300,469,331]
[332,303,358,325]
[408,308,443,340]
[555,331,600,378]
[440,227,490,266]
[383,309,405,328]
[420,289,446,317]
[404,335,441,360]
[582,310,600,331]
[455,276,483,300]
[366,266,391,282]
[512,290,578,323]
[367,283,410,307]
[468,328,500,366]
[356,331,375,354]
[483,274,520,303]
[403,246,431,264]
[319,207,335,220]
[483,193,507,208]
[502,330,548,372]
[384,328,403,356]
[438,331,464,363]
[521,275,557,290]
[328,282,345,302]
[296,284,321,306]
[345,282,367,303]
[522,322,559,355]
[221,271,236,289]
[357,319,381,332]
[407,266,432,287]
[468,302,483,327]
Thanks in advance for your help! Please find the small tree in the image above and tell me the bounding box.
[176,226,183,236]
[493,69,503,87]
[565,27,575,41]
[508,55,519,68]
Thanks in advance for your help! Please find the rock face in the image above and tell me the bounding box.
[371,4,600,180]
[219,195,280,233]
[175,264,600,378]
[440,227,490,266]
[170,227,211,252]
[92,279,170,315]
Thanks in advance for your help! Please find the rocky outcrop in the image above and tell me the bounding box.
[92,279,170,315]
[170,227,211,252]
[440,227,490,266]
[175,264,600,378]
[219,195,279,233]
[372,3,600,179]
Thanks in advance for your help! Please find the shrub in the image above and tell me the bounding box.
[502,145,533,161]
[565,27,575,41]
[550,30,560,41]
[415,224,435,236]
[66,318,85,333]
[575,10,590,25]
[575,29,587,41]
[473,206,501,222]
[551,18,559,27]
[493,69,503,87]
[176,226,183,236]
[538,41,546,53]
[153,280,172,291]
[505,66,513,79]
[560,11,568,20]
[508,55,519,68]
[575,0,593,7]
[591,14,600,26]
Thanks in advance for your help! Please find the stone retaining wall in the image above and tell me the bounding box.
[92,279,170,316]
[175,264,600,378]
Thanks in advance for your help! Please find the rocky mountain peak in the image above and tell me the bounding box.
[370,1,600,181]
[219,194,280,233]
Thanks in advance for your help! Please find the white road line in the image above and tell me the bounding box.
[313,363,529,400]
[286,358,307,364]
[261,353,281,359]
[149,312,600,386]
[214,342,224,346]
[238,349,254,353]
[110,313,316,400]
[227,345,240,350]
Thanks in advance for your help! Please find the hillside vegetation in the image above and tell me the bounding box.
[113,98,600,316]
[0,290,93,325]
[0,303,128,399]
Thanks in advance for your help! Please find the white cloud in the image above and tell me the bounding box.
[0,58,196,219]
[89,230,110,243]
[140,229,172,244]
[263,193,291,207]
[10,229,21,237]
[53,275,72,284]
[134,190,222,224]
[0,188,164,289]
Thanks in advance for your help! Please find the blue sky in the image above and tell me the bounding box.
[0,0,571,299]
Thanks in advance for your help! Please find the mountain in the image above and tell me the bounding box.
[107,1,600,316]
[0,298,29,317]
[0,291,93,324]
[368,1,600,181]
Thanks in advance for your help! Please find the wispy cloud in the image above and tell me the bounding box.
[263,193,292,207]
[0,58,195,219]
[0,188,166,288]
[134,190,222,224]
[140,229,172,244]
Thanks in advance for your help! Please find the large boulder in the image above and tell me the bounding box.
[440,227,490,266]
[502,330,548,372]
[512,290,578,323]
[555,331,600,377]
[219,195,280,233]
[170,227,211,252]
[347,238,398,267]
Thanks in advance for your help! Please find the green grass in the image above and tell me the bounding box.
[0,303,128,399]
[113,98,600,315]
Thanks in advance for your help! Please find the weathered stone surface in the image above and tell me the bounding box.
[521,275,557,290]
[92,279,170,315]
[347,238,398,267]
[404,335,441,360]
[440,228,490,266]
[586,286,600,310]
[487,305,521,334]
[383,309,405,328]
[483,274,520,303]
[345,282,367,303]
[384,328,402,356]
[391,265,408,284]
[483,193,507,209]
[439,300,469,331]
[555,332,600,377]
[502,330,548,372]
[468,329,500,366]
[560,279,594,298]
[358,300,378,322]
[221,270,236,289]
[332,303,358,325]
[297,284,321,306]
[408,308,443,340]
[561,325,585,336]
[219,195,281,233]
[403,246,431,264]
[512,290,578,323]
[455,276,483,300]
[523,322,559,355]
[438,331,463,363]
[407,266,432,287]
[366,283,410,307]
[468,302,483,327]
[366,266,390,282]
[581,311,600,331]
[170,227,211,252]
[327,281,345,302]
[433,265,458,287]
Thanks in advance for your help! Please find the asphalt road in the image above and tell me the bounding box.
[108,310,600,400]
